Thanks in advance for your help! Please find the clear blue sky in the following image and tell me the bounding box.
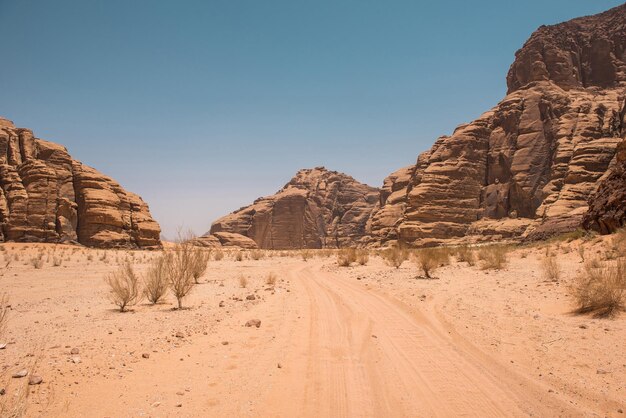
[0,0,623,239]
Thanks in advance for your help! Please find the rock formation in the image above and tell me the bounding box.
[0,117,161,248]
[207,167,379,249]
[368,4,626,246]
[583,139,626,233]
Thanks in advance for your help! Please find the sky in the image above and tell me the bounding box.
[0,0,623,239]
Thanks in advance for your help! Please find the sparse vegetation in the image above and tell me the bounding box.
[478,245,509,270]
[300,249,312,261]
[382,247,409,269]
[356,249,369,266]
[542,254,560,282]
[250,249,264,260]
[105,262,141,312]
[234,251,244,262]
[337,248,357,267]
[415,248,450,279]
[167,237,197,310]
[570,258,626,318]
[30,255,44,269]
[239,275,248,288]
[143,254,170,304]
[266,272,277,286]
[190,248,211,284]
[455,245,475,266]
[214,250,224,261]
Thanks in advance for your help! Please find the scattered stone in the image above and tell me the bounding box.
[12,369,28,378]
[142,353,150,359]
[0,388,5,395]
[277,363,282,369]
[70,348,80,355]
[371,334,377,338]
[71,356,81,364]
[28,375,43,385]
[596,369,609,375]
[579,324,588,329]
[246,295,256,301]
[218,301,225,308]
[175,332,184,338]
[0,343,6,350]
[151,402,161,408]
[221,341,229,346]
[245,319,261,328]
[175,403,182,408]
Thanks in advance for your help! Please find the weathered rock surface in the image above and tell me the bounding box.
[368,4,626,246]
[583,139,626,233]
[209,167,379,249]
[0,117,161,248]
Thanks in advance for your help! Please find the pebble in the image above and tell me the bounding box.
[71,356,81,364]
[28,375,43,385]
[221,341,229,346]
[12,369,28,378]
[142,353,150,359]
[0,343,6,350]
[245,319,261,328]
[246,295,256,301]
[175,332,184,338]
[0,388,5,395]
[579,324,588,329]
[70,348,80,355]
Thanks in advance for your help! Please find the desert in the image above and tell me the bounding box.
[2,2,626,417]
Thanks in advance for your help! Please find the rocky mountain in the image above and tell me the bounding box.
[206,167,379,249]
[367,4,626,246]
[0,117,161,248]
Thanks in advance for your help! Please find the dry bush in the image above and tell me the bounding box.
[578,245,585,262]
[382,247,409,269]
[239,275,248,288]
[542,255,560,282]
[337,248,357,267]
[266,272,277,286]
[250,250,264,260]
[105,262,141,312]
[52,256,62,267]
[143,254,170,304]
[87,254,93,261]
[300,249,312,261]
[356,249,369,266]
[167,237,196,310]
[234,251,244,262]
[570,258,626,318]
[30,255,44,269]
[455,245,476,266]
[478,245,509,270]
[213,250,224,261]
[190,248,211,284]
[415,248,450,279]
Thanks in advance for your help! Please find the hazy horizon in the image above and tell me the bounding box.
[1,0,622,239]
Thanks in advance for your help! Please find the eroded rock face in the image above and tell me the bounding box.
[369,4,626,246]
[209,167,379,249]
[583,139,626,233]
[0,118,161,248]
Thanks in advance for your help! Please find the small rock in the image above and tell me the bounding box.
[71,356,81,364]
[151,402,161,408]
[218,301,225,308]
[12,369,28,378]
[175,403,182,408]
[579,324,588,329]
[617,408,623,414]
[28,375,43,385]
[371,334,377,338]
[0,388,5,395]
[70,348,80,355]
[176,391,184,396]
[175,332,184,338]
[246,295,256,301]
[142,353,150,359]
[277,363,282,369]
[596,369,609,375]
[245,319,261,328]
[0,343,6,350]
[221,341,229,346]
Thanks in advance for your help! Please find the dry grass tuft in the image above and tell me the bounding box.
[356,249,369,266]
[455,245,475,266]
[30,255,44,269]
[250,250,264,261]
[266,272,277,286]
[167,237,197,309]
[105,262,141,312]
[478,245,509,270]
[213,250,224,261]
[300,249,312,261]
[190,248,211,284]
[414,248,450,279]
[239,275,248,288]
[337,248,357,267]
[542,254,560,282]
[570,258,626,318]
[234,251,244,262]
[382,247,409,269]
[143,254,170,304]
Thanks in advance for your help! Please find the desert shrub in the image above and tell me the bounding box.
[213,250,224,261]
[356,249,369,266]
[105,262,141,312]
[542,255,560,282]
[190,248,211,284]
[234,251,244,262]
[382,247,409,269]
[337,248,357,267]
[143,254,170,304]
[578,245,585,262]
[239,275,248,288]
[30,255,44,269]
[52,256,62,267]
[300,249,312,261]
[87,254,93,261]
[250,250,264,260]
[415,248,450,279]
[455,245,475,266]
[167,239,196,310]
[266,272,277,286]
[570,258,626,318]
[478,245,509,270]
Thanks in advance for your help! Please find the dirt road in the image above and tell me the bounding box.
[58,259,588,417]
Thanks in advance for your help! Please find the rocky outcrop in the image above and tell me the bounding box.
[368,4,626,246]
[0,117,161,248]
[209,167,379,249]
[583,139,626,233]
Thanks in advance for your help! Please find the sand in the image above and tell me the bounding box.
[0,239,624,417]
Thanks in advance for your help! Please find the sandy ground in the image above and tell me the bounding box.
[0,239,624,417]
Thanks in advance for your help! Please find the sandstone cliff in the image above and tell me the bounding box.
[368,4,626,246]
[0,117,161,248]
[207,167,379,249]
